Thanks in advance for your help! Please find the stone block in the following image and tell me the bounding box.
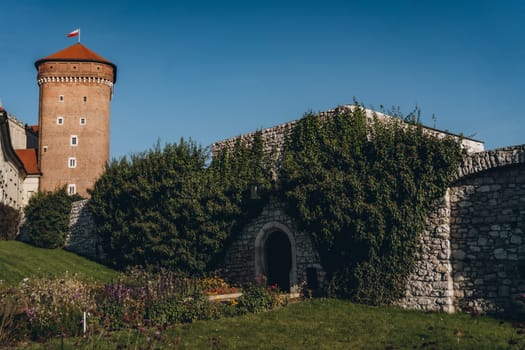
[498,286,510,297]
[453,250,466,260]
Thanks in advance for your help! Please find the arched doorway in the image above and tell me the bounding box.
[265,231,292,292]
[254,222,297,292]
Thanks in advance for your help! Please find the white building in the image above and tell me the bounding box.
[0,106,40,209]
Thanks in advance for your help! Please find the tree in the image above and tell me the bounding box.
[89,135,275,275]
[24,187,72,248]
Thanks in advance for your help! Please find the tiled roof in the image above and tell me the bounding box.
[14,148,40,175]
[27,125,38,134]
[35,43,117,83]
[37,43,112,64]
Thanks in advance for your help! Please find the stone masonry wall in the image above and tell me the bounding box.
[399,191,454,312]
[212,105,484,163]
[401,145,525,313]
[65,199,101,260]
[450,163,525,312]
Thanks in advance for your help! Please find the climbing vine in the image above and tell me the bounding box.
[279,104,464,304]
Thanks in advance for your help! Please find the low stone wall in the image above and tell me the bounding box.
[66,199,101,260]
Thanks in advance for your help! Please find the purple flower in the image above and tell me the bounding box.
[25,308,37,321]
[72,291,82,300]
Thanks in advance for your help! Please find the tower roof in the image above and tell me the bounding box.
[35,43,117,82]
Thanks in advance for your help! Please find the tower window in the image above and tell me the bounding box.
[80,117,86,125]
[57,117,64,125]
[68,157,77,168]
[68,184,76,195]
[83,96,87,102]
[59,95,64,102]
[71,135,78,146]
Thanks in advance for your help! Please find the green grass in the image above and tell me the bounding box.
[26,299,525,349]
[0,241,117,285]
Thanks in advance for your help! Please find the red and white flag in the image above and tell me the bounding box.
[67,29,80,38]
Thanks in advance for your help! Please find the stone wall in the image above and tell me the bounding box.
[398,191,454,312]
[450,163,525,312]
[402,145,525,313]
[65,199,101,260]
[212,105,484,162]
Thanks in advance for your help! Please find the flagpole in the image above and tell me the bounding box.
[78,28,81,43]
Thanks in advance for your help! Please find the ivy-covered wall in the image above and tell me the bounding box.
[47,107,524,314]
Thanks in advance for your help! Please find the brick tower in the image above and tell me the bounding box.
[35,43,116,197]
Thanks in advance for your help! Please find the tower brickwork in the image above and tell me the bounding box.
[35,43,116,197]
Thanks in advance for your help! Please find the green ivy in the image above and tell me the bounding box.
[89,103,463,305]
[89,136,273,274]
[279,104,463,304]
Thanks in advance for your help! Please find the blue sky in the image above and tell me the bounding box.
[1,0,523,158]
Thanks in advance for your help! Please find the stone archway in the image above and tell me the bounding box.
[255,222,297,292]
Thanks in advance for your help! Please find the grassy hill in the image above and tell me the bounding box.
[0,241,117,285]
[27,299,525,349]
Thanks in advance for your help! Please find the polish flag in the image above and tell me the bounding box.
[67,29,80,38]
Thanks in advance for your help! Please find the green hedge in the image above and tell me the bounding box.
[24,188,72,249]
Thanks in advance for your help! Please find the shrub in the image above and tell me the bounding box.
[146,296,184,327]
[237,279,284,314]
[23,187,72,248]
[0,270,291,344]
[0,203,20,240]
[13,274,98,341]
[89,137,272,274]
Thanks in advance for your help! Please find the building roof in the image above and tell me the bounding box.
[38,43,112,63]
[27,125,38,134]
[35,43,117,82]
[14,149,40,175]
